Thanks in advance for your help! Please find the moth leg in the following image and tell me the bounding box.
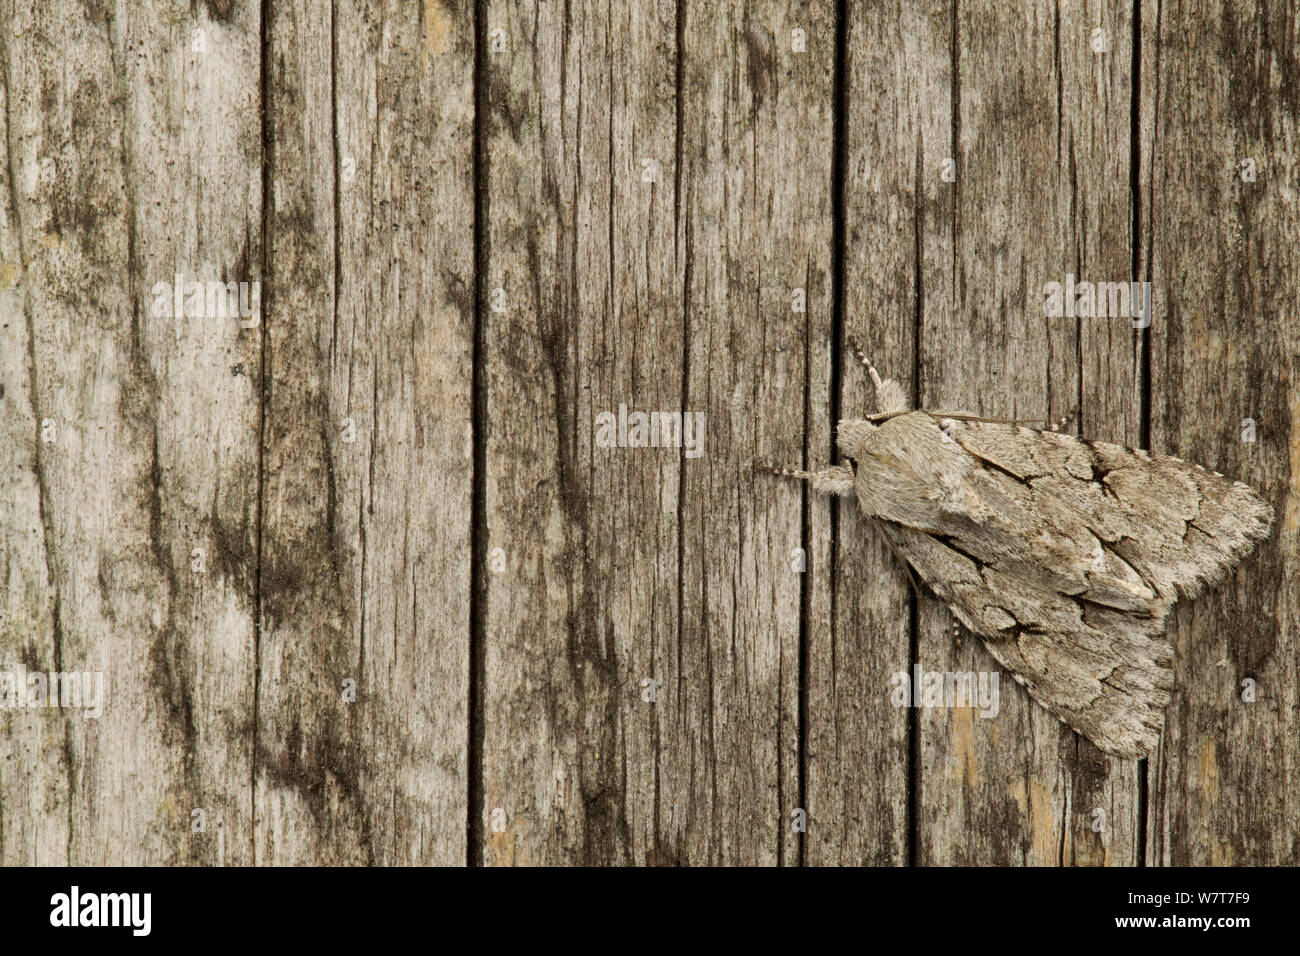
[1049,405,1080,433]
[847,333,910,414]
[755,462,856,497]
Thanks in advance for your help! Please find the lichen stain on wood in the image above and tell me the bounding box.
[482,791,531,867]
[744,24,775,109]
[1008,776,1060,865]
[946,706,980,789]
[423,2,452,67]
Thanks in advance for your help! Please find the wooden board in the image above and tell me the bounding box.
[1142,0,1299,865]
[1,0,1295,866]
[910,0,1143,867]
[1,0,262,865]
[669,0,833,866]
[255,0,473,864]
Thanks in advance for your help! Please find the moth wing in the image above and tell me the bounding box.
[945,419,1274,602]
[870,418,1272,758]
[879,521,1174,758]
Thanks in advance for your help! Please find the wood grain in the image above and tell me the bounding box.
[478,0,679,864]
[1143,0,1299,865]
[0,0,1296,866]
[912,0,1141,866]
[1,0,262,864]
[809,0,943,866]
[256,0,472,864]
[670,0,832,866]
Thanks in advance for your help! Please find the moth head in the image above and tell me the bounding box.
[835,419,879,464]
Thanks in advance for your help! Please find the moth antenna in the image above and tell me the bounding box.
[847,333,909,414]
[755,461,855,496]
[754,461,814,481]
[926,411,1071,427]
[846,333,886,393]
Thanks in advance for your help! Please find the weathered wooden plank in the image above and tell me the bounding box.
[598,1,691,864]
[668,0,829,865]
[111,0,265,865]
[913,0,1141,865]
[0,0,70,864]
[1058,0,1144,867]
[256,0,357,863]
[256,0,473,864]
[1143,0,1299,866]
[478,0,679,864]
[330,0,473,865]
[1,0,1293,870]
[480,0,832,865]
[0,0,262,864]
[810,0,947,866]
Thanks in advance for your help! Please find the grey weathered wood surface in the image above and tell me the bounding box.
[0,0,1294,865]
[912,0,1144,867]
[1142,0,1298,865]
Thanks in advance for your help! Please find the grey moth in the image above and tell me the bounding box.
[761,336,1274,759]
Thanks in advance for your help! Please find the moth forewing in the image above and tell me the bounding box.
[835,409,1273,758]
[763,347,1273,759]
